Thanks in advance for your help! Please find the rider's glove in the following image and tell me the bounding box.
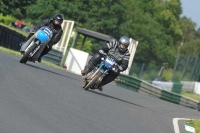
[112,65,120,73]
[99,49,106,55]
[118,66,123,72]
[112,65,123,73]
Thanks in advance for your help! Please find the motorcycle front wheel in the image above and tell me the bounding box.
[20,43,37,63]
[84,72,103,90]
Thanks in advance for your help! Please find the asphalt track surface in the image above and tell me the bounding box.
[0,51,200,133]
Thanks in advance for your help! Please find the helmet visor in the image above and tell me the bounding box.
[54,19,61,25]
[119,43,127,49]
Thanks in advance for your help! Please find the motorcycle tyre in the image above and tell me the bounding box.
[20,43,37,63]
[84,72,103,90]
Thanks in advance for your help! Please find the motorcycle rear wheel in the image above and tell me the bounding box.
[20,43,37,63]
[84,72,103,90]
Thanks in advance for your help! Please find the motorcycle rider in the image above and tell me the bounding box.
[20,14,64,62]
[81,36,130,91]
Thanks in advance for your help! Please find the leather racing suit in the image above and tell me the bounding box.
[83,39,130,87]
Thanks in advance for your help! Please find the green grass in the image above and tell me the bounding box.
[181,92,200,102]
[0,46,65,70]
[188,119,200,133]
[0,46,21,56]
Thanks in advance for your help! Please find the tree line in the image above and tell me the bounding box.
[1,0,200,68]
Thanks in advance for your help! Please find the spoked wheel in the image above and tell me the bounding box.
[84,72,103,90]
[20,43,37,63]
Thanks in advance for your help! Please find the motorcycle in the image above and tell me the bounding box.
[19,26,53,63]
[82,53,117,91]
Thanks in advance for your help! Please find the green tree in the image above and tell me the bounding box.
[0,0,35,19]
[155,0,183,46]
[178,17,200,56]
[179,17,196,44]
[26,0,61,24]
[27,0,125,38]
[179,39,200,56]
[120,0,182,67]
[194,28,200,38]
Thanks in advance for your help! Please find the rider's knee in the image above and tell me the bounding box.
[110,70,120,77]
[89,53,101,65]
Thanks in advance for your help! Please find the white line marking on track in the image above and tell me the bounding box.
[173,118,190,133]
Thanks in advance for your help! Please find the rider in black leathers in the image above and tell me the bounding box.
[21,14,64,62]
[81,36,130,91]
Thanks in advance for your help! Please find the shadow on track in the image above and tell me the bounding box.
[89,90,145,108]
[25,63,81,81]
[25,63,144,108]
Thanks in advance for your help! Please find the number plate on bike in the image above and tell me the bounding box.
[105,57,115,68]
[43,28,52,36]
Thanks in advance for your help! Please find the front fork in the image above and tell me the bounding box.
[83,64,107,89]
[83,63,103,82]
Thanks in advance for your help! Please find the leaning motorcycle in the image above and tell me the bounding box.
[19,26,53,63]
[82,54,117,90]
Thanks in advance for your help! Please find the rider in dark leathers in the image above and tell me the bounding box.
[22,14,64,62]
[81,36,130,91]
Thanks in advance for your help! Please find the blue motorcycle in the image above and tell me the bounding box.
[82,54,117,90]
[19,26,53,63]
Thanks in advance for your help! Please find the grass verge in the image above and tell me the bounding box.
[181,92,200,102]
[188,119,200,133]
[0,46,65,70]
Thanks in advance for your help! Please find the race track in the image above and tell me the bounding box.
[0,51,199,133]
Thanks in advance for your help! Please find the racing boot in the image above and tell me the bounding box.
[19,42,25,47]
[81,63,95,76]
[81,67,90,76]
[81,54,101,76]
[37,56,42,63]
[97,86,103,91]
[37,54,43,63]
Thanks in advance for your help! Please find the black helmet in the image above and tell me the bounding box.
[118,36,130,52]
[53,14,64,25]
